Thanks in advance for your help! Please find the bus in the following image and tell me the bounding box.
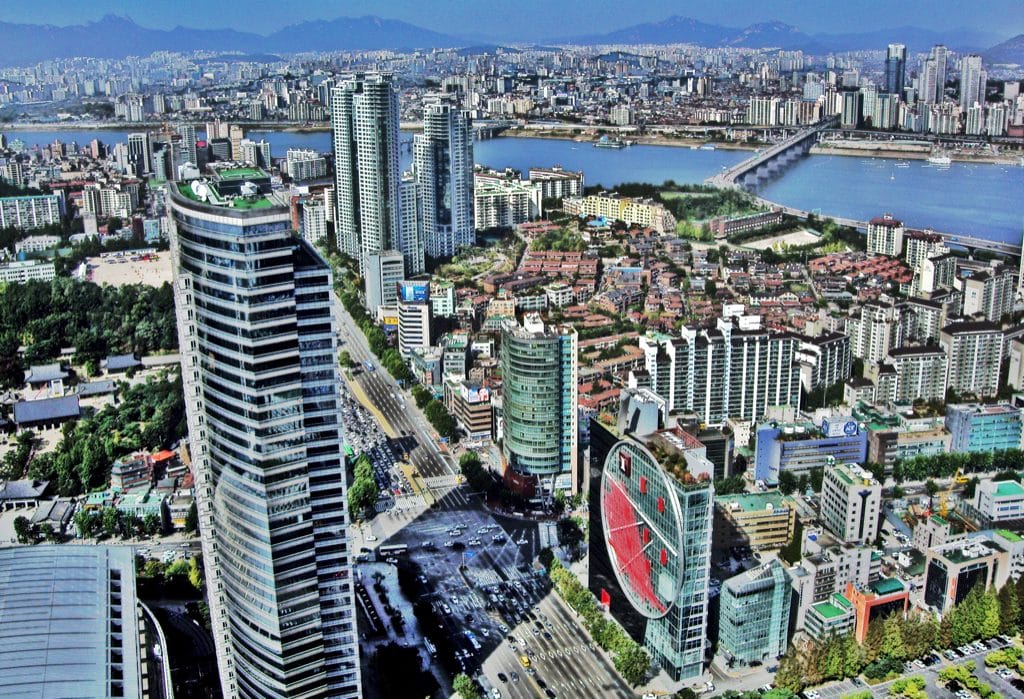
[378,544,408,557]
[424,638,437,657]
[364,360,375,372]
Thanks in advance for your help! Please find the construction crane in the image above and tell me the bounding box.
[938,468,968,518]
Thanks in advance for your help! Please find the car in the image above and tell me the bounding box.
[492,534,507,543]
[544,689,556,699]
[525,667,535,677]
[490,689,501,699]
[385,557,398,564]
[499,625,509,633]
[519,655,530,668]
[510,672,519,683]
[468,538,482,546]
[543,632,552,640]
[448,529,462,537]
[365,534,378,541]
[477,526,491,534]
[444,540,455,547]
[537,679,547,690]
[759,685,773,694]
[497,673,508,683]
[913,659,925,668]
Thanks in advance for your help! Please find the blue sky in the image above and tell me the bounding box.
[3,0,1020,39]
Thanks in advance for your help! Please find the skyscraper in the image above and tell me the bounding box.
[500,314,579,495]
[920,45,948,104]
[127,133,150,176]
[413,101,474,259]
[959,54,986,110]
[331,73,402,276]
[884,43,906,97]
[176,123,197,167]
[169,168,361,699]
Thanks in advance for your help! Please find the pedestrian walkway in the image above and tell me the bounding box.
[424,474,461,488]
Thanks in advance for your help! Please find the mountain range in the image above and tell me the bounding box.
[0,14,1014,67]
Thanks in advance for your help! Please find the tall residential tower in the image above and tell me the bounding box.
[169,168,360,699]
[331,73,403,275]
[413,101,475,258]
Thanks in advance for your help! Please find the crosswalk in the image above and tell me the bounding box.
[423,474,461,488]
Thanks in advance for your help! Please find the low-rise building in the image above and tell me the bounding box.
[804,592,856,641]
[945,403,1023,452]
[444,380,493,442]
[846,578,910,642]
[754,418,868,485]
[713,492,796,551]
[972,479,1024,524]
[0,259,56,283]
[923,536,1010,614]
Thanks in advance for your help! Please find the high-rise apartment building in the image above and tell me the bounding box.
[847,302,897,363]
[500,314,579,494]
[962,263,1015,323]
[866,214,904,257]
[177,123,198,167]
[331,74,403,282]
[639,318,802,426]
[884,44,906,97]
[301,196,328,245]
[820,463,882,545]
[169,170,360,699]
[399,175,425,275]
[921,45,949,104]
[414,101,474,258]
[959,54,986,110]
[718,559,791,667]
[940,320,1004,398]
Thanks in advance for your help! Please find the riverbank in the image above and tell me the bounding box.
[500,128,760,151]
[2,121,335,133]
[812,141,1021,165]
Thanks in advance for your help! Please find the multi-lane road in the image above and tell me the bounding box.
[333,296,454,482]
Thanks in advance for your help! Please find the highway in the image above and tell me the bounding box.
[332,294,455,481]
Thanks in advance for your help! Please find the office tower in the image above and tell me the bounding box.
[127,132,150,174]
[414,101,474,258]
[364,251,405,315]
[884,43,906,96]
[820,463,882,544]
[593,416,713,681]
[399,175,425,275]
[501,314,579,495]
[169,169,361,699]
[176,123,197,166]
[331,73,402,277]
[638,317,802,426]
[924,535,1010,614]
[959,54,986,110]
[718,559,791,668]
[0,546,158,698]
[398,281,432,357]
[946,403,1023,453]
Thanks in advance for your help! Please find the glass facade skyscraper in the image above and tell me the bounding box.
[169,170,360,699]
[500,314,578,493]
[718,559,791,667]
[884,43,906,97]
[599,437,713,682]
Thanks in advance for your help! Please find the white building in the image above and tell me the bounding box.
[0,259,56,283]
[414,101,474,258]
[286,148,328,181]
[301,197,328,245]
[820,463,882,545]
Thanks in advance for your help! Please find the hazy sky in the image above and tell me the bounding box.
[3,0,1020,39]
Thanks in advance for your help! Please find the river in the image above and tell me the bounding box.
[6,127,1023,244]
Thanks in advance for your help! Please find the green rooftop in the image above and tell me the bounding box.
[215,166,266,180]
[176,181,276,210]
[931,514,948,526]
[997,529,1023,543]
[870,577,905,596]
[832,593,852,609]
[812,602,848,620]
[996,481,1024,498]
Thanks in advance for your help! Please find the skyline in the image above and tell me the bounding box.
[1,0,1021,43]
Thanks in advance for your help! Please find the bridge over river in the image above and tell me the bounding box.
[707,118,1021,258]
